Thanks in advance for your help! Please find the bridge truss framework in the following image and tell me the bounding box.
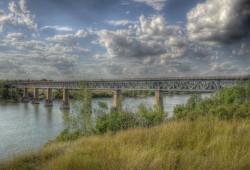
[11,76,249,92]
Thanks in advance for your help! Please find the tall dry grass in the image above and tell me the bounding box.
[1,119,250,170]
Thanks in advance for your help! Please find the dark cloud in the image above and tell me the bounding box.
[187,0,250,46]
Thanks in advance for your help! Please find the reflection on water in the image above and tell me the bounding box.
[0,93,210,160]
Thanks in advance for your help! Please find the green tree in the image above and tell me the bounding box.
[56,82,93,141]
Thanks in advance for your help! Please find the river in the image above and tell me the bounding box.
[0,94,210,160]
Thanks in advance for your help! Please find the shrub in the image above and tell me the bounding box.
[173,104,187,120]
[55,129,83,142]
[96,111,138,134]
[187,110,203,121]
[209,105,233,120]
[138,104,165,127]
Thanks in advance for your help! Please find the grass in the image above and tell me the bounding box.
[1,119,250,170]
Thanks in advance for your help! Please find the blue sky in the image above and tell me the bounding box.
[0,0,249,80]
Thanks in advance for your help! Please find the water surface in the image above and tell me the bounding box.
[0,94,210,160]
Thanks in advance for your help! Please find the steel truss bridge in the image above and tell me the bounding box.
[11,76,249,92]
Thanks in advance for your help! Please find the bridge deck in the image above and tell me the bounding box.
[10,76,249,92]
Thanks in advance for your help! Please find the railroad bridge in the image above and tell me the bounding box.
[10,76,249,110]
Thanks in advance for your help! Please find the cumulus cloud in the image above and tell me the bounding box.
[6,32,25,41]
[97,15,187,61]
[132,0,166,11]
[8,0,37,29]
[74,30,88,38]
[136,15,167,39]
[187,0,250,46]
[106,20,134,26]
[41,26,73,31]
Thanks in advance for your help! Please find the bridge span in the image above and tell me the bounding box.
[10,76,250,110]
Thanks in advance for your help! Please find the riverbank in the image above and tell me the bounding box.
[0,99,19,103]
[1,119,250,170]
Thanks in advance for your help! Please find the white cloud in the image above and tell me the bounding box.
[8,0,37,29]
[46,29,88,45]
[187,0,250,46]
[41,26,73,31]
[6,32,25,40]
[74,29,88,38]
[8,40,47,50]
[136,15,175,40]
[46,34,77,46]
[0,10,16,32]
[125,11,130,15]
[132,0,166,11]
[121,2,130,5]
[106,20,133,26]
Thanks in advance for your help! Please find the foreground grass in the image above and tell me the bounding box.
[1,119,250,170]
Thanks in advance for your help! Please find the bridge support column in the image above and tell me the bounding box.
[154,90,163,112]
[113,89,122,112]
[60,89,70,109]
[44,88,53,106]
[21,88,29,102]
[31,88,40,104]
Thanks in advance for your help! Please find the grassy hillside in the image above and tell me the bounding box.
[1,119,250,170]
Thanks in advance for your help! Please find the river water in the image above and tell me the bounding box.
[0,94,209,160]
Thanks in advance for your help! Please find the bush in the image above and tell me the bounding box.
[55,129,83,142]
[173,104,187,120]
[209,105,234,120]
[95,111,138,134]
[173,81,250,120]
[138,104,165,127]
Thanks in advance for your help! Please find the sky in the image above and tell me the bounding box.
[0,0,249,80]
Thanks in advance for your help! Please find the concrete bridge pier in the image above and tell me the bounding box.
[31,88,40,104]
[60,89,70,109]
[44,88,53,106]
[20,88,29,102]
[113,89,122,112]
[154,90,163,112]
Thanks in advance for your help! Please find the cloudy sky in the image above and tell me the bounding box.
[0,0,249,80]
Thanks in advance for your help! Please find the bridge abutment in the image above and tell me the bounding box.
[20,88,29,102]
[31,88,40,104]
[154,90,163,112]
[113,89,122,111]
[44,88,53,106]
[60,89,70,109]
